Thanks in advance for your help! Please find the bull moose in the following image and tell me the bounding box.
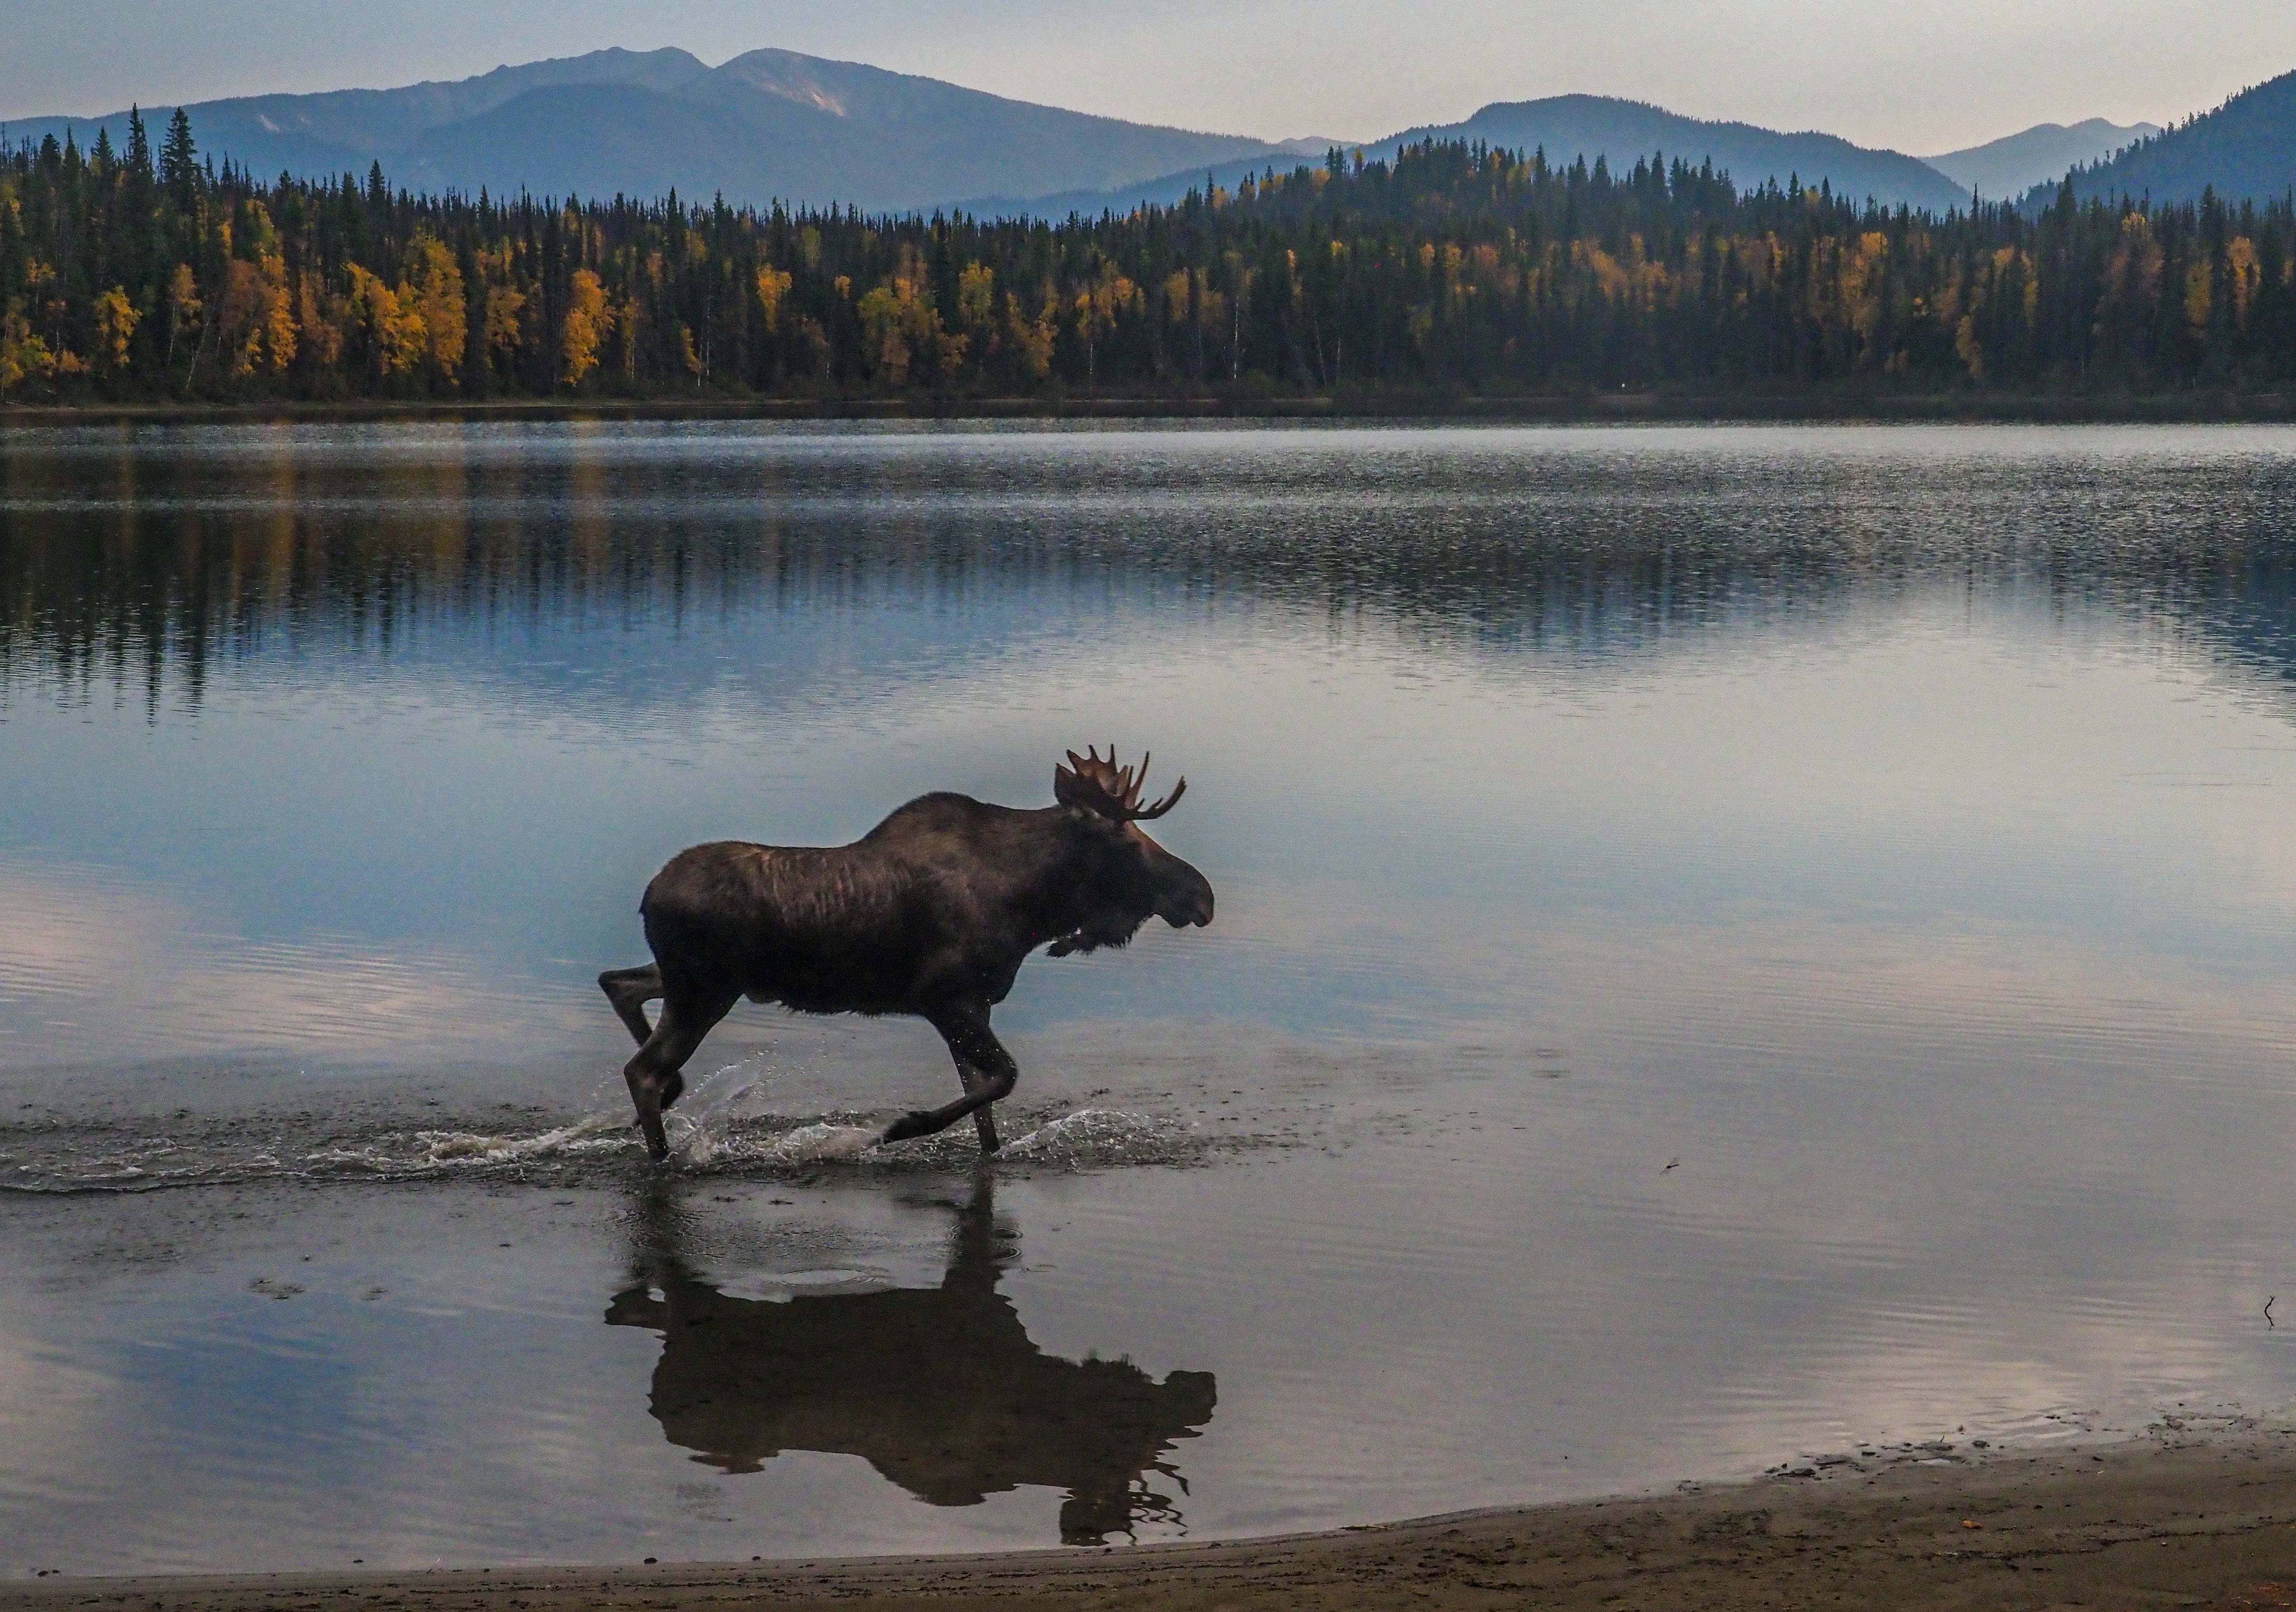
[600,747,1215,1159]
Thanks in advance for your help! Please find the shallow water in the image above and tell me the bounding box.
[7,420,2296,1573]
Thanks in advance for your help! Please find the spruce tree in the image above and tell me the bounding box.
[160,107,197,203]
[125,105,149,176]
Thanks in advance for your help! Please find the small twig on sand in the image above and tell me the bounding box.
[1661,1157,1681,1173]
[2267,1295,2277,1330]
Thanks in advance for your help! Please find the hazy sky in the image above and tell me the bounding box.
[3,0,2292,155]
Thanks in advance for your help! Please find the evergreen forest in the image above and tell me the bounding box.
[4,107,2294,405]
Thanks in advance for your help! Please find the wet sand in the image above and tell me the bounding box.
[14,1431,2296,1612]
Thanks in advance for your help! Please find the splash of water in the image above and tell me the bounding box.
[1000,1107,1183,1163]
[679,1120,882,1165]
[2,1100,1236,1194]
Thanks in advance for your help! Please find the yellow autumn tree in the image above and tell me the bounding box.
[856,278,929,386]
[561,267,612,386]
[755,265,793,326]
[472,247,526,376]
[401,233,466,380]
[1002,288,1057,381]
[1073,259,1140,385]
[1162,270,1191,327]
[346,263,426,377]
[955,263,995,334]
[297,275,347,370]
[856,247,960,387]
[0,298,58,392]
[219,254,297,377]
[92,287,140,376]
[2184,257,2214,338]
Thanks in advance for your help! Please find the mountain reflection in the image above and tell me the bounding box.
[605,1181,1217,1545]
[12,423,2296,714]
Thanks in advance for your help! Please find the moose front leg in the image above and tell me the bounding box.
[622,985,736,1161]
[882,1005,1017,1150]
[956,1060,1001,1153]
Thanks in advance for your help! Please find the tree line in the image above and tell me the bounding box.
[3,106,2293,402]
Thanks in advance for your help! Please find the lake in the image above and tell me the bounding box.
[5,419,2296,1574]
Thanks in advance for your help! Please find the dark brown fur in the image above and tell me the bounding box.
[600,756,1214,1159]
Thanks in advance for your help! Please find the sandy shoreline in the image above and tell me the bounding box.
[13,1430,2296,1611]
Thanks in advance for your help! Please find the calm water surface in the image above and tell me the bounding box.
[6,420,2296,1572]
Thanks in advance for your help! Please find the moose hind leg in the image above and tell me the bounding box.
[884,1007,1017,1149]
[599,964,664,1047]
[622,987,735,1162]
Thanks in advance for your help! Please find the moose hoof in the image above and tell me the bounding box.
[639,1115,671,1162]
[880,1110,937,1145]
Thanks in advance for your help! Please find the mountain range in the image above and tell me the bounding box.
[1923,118,2157,201]
[0,46,2266,220]
[2036,67,2296,208]
[0,47,1327,214]
[1013,94,1991,219]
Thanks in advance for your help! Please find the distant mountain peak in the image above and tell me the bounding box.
[707,48,864,117]
[977,90,1970,222]
[1,44,1318,215]
[1383,93,1969,212]
[1922,117,2159,200]
[2037,67,2296,207]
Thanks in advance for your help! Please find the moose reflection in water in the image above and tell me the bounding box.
[605,1180,1217,1545]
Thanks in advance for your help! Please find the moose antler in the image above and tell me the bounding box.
[1055,744,1187,822]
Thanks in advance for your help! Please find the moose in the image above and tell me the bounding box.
[599,747,1215,1159]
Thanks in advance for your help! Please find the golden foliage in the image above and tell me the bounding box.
[402,233,465,378]
[561,268,613,386]
[2184,257,2213,338]
[0,298,58,391]
[856,246,965,386]
[1003,289,1057,380]
[91,286,139,376]
[1954,315,1985,381]
[297,276,345,371]
[755,265,793,325]
[219,254,296,377]
[955,263,995,331]
[346,264,424,376]
[1162,270,1191,326]
[475,247,524,365]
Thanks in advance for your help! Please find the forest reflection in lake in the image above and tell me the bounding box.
[7,421,2296,1574]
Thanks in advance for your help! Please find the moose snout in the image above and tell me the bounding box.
[1161,869,1215,929]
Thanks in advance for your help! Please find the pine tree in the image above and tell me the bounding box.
[125,106,150,176]
[160,107,197,204]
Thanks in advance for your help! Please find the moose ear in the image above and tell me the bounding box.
[1054,760,1088,808]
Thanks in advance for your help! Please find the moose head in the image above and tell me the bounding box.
[1047,745,1215,954]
